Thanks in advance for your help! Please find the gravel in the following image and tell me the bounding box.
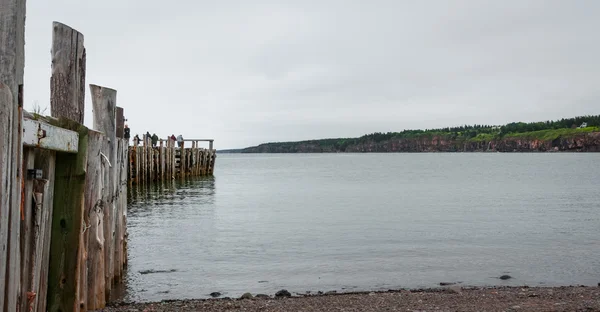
[99,286,600,312]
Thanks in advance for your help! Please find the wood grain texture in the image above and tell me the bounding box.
[0,83,13,312]
[34,150,56,312]
[31,178,49,312]
[47,118,89,312]
[19,149,35,312]
[50,22,86,123]
[90,84,117,300]
[0,0,25,310]
[117,139,128,277]
[84,130,105,310]
[113,140,123,281]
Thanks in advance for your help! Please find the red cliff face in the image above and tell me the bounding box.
[491,132,600,152]
[244,132,600,153]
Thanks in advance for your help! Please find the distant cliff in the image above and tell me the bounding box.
[242,114,600,153]
[242,131,600,153]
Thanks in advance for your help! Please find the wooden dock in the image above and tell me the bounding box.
[1,2,128,311]
[129,138,216,185]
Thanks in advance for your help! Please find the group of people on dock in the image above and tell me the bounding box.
[123,120,184,147]
[130,132,184,148]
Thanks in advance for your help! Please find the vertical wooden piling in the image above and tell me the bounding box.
[136,145,140,185]
[50,22,86,124]
[0,0,26,310]
[89,84,117,301]
[47,119,89,312]
[117,138,128,272]
[141,138,146,185]
[84,131,105,310]
[47,23,88,312]
[147,143,151,181]
[113,139,124,281]
[159,140,164,181]
[181,141,186,178]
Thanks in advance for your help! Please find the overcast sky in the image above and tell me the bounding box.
[24,0,600,149]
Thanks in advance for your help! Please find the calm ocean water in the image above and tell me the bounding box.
[122,153,600,302]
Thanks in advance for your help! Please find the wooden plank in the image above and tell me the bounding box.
[23,117,79,153]
[50,22,86,123]
[19,149,35,312]
[84,131,105,310]
[30,178,48,312]
[47,118,88,312]
[180,139,214,142]
[89,84,117,301]
[34,150,56,312]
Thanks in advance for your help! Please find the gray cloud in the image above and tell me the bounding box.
[23,0,600,148]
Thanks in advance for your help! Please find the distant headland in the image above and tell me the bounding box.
[231,115,600,153]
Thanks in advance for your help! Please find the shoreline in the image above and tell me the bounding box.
[100,285,600,311]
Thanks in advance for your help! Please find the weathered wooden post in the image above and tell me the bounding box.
[128,141,133,184]
[180,141,186,178]
[159,140,164,181]
[136,145,140,185]
[117,138,128,272]
[47,118,89,312]
[50,22,86,123]
[89,84,117,301]
[113,139,123,281]
[168,138,172,179]
[83,131,106,310]
[209,140,214,150]
[47,21,89,312]
[0,0,26,310]
[148,142,155,182]
[141,137,146,185]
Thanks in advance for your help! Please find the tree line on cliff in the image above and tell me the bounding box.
[241,114,600,153]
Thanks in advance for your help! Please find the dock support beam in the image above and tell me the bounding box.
[89,84,117,302]
[0,0,26,310]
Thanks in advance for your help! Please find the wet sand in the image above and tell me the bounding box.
[100,285,600,311]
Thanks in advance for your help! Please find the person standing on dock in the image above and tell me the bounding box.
[151,133,159,147]
[124,120,131,141]
[133,134,140,146]
[177,134,183,148]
